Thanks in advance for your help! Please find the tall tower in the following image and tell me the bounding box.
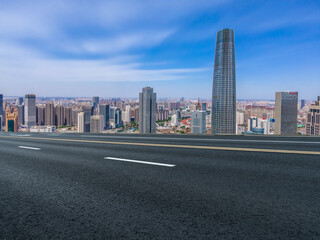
[25,94,36,128]
[211,29,236,134]
[139,87,156,134]
[275,91,298,135]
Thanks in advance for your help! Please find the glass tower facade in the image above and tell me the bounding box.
[212,29,236,134]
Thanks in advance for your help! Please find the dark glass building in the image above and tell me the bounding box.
[211,29,236,134]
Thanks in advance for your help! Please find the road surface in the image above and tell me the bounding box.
[0,133,319,239]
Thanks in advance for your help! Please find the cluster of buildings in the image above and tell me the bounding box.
[0,29,318,136]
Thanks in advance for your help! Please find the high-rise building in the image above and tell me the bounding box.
[134,107,139,123]
[78,112,85,133]
[109,107,116,120]
[90,115,104,133]
[17,105,25,126]
[191,111,206,134]
[92,96,99,109]
[248,116,258,132]
[0,94,3,117]
[45,102,55,126]
[171,114,179,126]
[55,105,65,127]
[99,104,110,129]
[82,106,93,132]
[72,109,81,126]
[0,94,3,127]
[139,87,156,133]
[212,28,236,134]
[201,103,207,111]
[5,107,18,132]
[38,107,45,126]
[122,105,131,125]
[275,91,298,135]
[260,118,270,135]
[115,109,122,126]
[300,99,306,109]
[306,96,320,135]
[18,97,23,105]
[25,94,36,128]
[64,107,72,126]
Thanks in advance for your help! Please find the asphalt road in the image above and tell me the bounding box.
[0,132,320,239]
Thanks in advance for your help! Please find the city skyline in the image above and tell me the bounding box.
[0,0,319,99]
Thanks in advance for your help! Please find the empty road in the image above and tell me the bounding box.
[0,133,320,239]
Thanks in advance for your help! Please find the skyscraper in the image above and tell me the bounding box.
[306,96,320,135]
[139,87,156,134]
[191,111,206,134]
[98,104,110,129]
[211,28,236,135]
[45,102,55,126]
[275,91,298,135]
[92,96,99,109]
[25,94,36,128]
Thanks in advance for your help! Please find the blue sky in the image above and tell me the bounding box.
[0,0,319,99]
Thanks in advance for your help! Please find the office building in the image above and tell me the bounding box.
[260,118,270,135]
[191,111,206,134]
[45,102,55,126]
[275,91,298,135]
[38,107,45,126]
[82,106,93,132]
[139,87,156,133]
[55,105,65,127]
[306,96,320,135]
[122,105,131,125]
[201,103,207,111]
[248,116,258,132]
[212,28,236,134]
[0,94,3,116]
[0,94,3,127]
[17,105,25,126]
[92,96,99,109]
[90,115,104,133]
[25,94,36,128]
[5,108,18,132]
[18,97,23,105]
[78,112,85,133]
[99,104,110,129]
[115,109,122,126]
[300,99,306,109]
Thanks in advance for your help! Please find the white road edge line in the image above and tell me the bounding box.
[18,146,41,151]
[104,157,175,167]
